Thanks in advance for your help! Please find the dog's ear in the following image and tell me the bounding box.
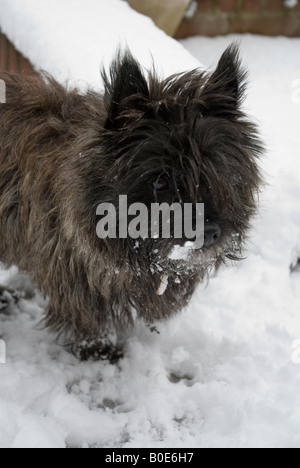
[102,51,149,130]
[201,43,246,118]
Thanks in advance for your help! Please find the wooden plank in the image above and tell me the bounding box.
[127,0,190,36]
[0,29,35,75]
[0,31,8,71]
[21,56,30,76]
[8,42,18,73]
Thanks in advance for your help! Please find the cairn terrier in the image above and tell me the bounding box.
[0,44,263,353]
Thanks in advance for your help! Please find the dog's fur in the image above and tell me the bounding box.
[0,44,263,343]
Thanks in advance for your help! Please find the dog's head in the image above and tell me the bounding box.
[99,44,263,275]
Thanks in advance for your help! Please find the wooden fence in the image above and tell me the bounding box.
[0,29,34,74]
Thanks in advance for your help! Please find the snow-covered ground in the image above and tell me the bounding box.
[1,0,300,449]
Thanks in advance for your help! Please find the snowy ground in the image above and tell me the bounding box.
[1,1,300,449]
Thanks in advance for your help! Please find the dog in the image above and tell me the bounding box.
[0,44,263,353]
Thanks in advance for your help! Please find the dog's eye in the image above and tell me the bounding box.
[153,176,169,192]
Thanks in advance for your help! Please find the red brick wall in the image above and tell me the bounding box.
[176,0,300,38]
[0,29,34,74]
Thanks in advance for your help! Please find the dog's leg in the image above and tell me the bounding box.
[45,296,124,363]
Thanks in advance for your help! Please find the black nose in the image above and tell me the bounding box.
[204,222,222,247]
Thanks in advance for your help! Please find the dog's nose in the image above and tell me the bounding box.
[204,222,222,247]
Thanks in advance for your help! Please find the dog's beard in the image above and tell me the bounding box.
[126,224,243,297]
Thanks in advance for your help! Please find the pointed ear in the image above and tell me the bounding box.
[202,43,247,117]
[102,50,149,130]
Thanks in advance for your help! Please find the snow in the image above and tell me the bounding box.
[168,243,194,261]
[184,1,198,19]
[284,0,298,8]
[0,0,199,89]
[1,0,300,449]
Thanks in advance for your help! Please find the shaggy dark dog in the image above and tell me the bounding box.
[0,44,263,348]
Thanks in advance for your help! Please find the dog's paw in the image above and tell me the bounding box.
[0,286,22,313]
[72,338,124,364]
